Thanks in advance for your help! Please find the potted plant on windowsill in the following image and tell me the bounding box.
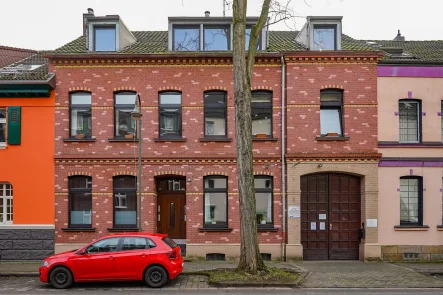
[255,133,268,138]
[326,132,339,137]
[75,128,86,139]
[125,133,135,139]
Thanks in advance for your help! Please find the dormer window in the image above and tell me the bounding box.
[169,16,267,52]
[94,26,116,51]
[204,25,230,50]
[296,16,342,51]
[173,25,200,51]
[313,25,336,50]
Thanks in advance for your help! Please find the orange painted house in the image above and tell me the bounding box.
[0,52,55,260]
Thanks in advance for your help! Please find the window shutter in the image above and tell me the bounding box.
[7,106,21,145]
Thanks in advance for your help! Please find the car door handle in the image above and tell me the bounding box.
[141,254,146,258]
[109,256,114,260]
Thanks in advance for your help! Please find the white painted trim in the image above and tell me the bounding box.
[0,224,55,229]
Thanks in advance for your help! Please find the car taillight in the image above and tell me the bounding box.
[168,251,177,260]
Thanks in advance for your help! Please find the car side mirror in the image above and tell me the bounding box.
[78,249,86,255]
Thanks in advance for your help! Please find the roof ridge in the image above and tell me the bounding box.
[0,45,37,53]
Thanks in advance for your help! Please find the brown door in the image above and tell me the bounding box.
[158,194,186,239]
[301,173,360,260]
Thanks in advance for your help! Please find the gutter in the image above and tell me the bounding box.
[0,73,56,89]
[44,52,283,59]
[280,55,286,262]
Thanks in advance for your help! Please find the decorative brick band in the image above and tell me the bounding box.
[287,104,377,108]
[55,158,281,164]
[286,152,381,161]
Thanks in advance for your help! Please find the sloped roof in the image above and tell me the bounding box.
[363,40,443,64]
[51,30,374,55]
[49,30,443,65]
[0,51,51,81]
[0,46,37,68]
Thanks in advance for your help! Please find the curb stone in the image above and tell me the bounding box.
[0,272,39,277]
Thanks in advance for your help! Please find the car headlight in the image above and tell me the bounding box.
[42,261,49,267]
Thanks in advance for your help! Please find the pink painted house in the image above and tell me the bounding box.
[374,31,443,260]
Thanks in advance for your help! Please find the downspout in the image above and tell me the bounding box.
[280,55,286,261]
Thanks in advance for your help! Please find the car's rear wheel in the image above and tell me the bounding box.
[144,265,168,288]
[49,266,73,289]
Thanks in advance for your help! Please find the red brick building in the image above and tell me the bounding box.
[49,10,382,260]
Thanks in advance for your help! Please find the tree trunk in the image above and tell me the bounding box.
[232,0,269,274]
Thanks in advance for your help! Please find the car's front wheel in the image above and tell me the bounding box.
[49,266,73,289]
[144,265,168,288]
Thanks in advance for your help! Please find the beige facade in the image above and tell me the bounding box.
[286,160,380,261]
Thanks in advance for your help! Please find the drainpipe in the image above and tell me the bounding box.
[280,55,286,261]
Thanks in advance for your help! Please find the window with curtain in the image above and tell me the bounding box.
[204,92,227,137]
[114,92,136,138]
[69,176,92,228]
[320,90,343,136]
[400,176,423,226]
[251,91,272,137]
[255,176,273,226]
[203,176,228,228]
[70,92,92,139]
[159,92,182,138]
[399,100,420,142]
[113,176,137,228]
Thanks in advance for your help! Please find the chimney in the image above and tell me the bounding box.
[393,29,405,41]
[87,8,94,15]
[205,11,210,17]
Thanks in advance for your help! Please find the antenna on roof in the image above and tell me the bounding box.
[223,0,231,17]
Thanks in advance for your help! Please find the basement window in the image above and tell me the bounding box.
[206,253,226,261]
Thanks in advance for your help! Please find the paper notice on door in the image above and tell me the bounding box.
[310,222,316,230]
[319,222,326,230]
[319,214,326,220]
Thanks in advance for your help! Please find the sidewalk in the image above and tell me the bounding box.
[0,260,302,276]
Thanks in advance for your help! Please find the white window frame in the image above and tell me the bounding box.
[114,193,128,209]
[399,101,420,143]
[0,183,13,224]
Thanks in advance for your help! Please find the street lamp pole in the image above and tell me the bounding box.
[131,93,143,231]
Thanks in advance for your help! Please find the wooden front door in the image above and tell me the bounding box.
[301,173,361,260]
[158,194,186,239]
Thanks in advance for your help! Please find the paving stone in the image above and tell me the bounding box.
[294,261,443,288]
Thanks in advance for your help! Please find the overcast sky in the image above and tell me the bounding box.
[1,0,441,50]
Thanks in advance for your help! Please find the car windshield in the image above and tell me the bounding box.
[162,237,178,249]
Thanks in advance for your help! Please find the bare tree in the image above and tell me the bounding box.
[232,0,294,274]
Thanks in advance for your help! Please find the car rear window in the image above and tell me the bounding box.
[162,237,178,249]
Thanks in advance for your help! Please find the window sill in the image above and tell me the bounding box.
[199,138,233,142]
[258,226,279,232]
[437,225,443,231]
[198,228,233,232]
[108,138,139,142]
[316,136,350,141]
[154,138,187,142]
[61,228,96,232]
[379,142,443,147]
[252,137,278,142]
[107,227,139,232]
[62,138,96,142]
[394,225,429,231]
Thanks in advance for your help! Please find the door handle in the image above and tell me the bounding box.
[141,254,146,258]
[109,256,114,260]
[330,223,332,230]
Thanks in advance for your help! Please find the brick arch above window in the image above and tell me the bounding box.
[113,87,137,92]
[158,86,182,92]
[320,85,344,90]
[154,171,186,177]
[251,86,273,91]
[112,172,137,177]
[253,171,274,177]
[203,172,228,177]
[68,172,92,177]
[68,87,92,92]
[203,86,227,91]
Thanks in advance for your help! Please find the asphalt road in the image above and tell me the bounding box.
[2,289,443,295]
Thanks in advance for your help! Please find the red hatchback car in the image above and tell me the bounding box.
[39,233,183,289]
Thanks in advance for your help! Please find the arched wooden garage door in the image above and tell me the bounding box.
[301,173,361,260]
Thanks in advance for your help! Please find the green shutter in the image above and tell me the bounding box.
[7,106,21,145]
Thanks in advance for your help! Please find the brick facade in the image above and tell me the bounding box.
[51,57,284,259]
[284,54,382,261]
